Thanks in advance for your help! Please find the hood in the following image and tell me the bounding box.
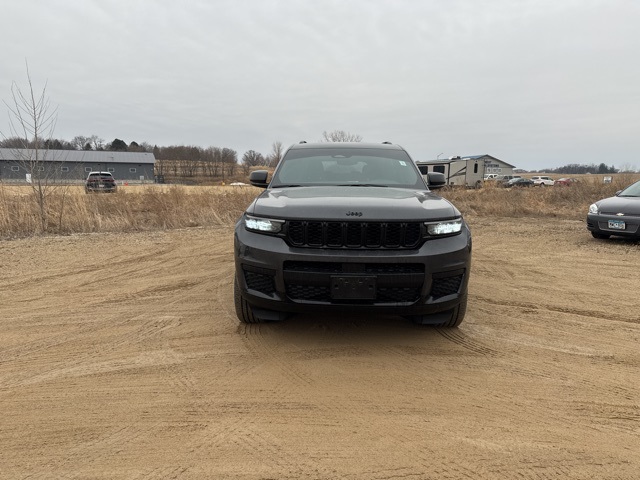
[597,195,640,215]
[247,186,459,221]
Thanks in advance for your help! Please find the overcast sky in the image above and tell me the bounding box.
[2,0,639,171]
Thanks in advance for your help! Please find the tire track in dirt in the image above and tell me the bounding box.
[1,246,177,291]
[461,298,640,442]
[0,230,214,393]
[474,294,638,324]
[4,236,226,476]
[0,314,183,391]
[172,260,317,471]
[436,326,503,357]
[180,393,330,478]
[15,424,164,479]
[238,322,316,386]
[231,317,522,479]
[131,466,190,480]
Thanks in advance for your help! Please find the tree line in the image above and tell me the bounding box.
[0,130,363,179]
[0,130,359,158]
[545,163,619,175]
[0,135,279,179]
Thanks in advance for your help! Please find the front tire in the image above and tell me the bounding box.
[408,294,467,328]
[234,277,261,323]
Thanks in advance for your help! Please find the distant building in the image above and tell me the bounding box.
[0,148,155,182]
[417,155,516,181]
[470,155,516,176]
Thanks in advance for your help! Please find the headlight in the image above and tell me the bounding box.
[588,204,599,214]
[426,218,463,236]
[244,215,284,234]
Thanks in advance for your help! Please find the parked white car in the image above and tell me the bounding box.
[530,176,555,186]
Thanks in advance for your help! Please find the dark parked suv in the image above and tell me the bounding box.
[85,171,117,193]
[234,142,472,327]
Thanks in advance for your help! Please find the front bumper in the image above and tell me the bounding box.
[86,184,117,192]
[587,214,640,238]
[234,223,472,317]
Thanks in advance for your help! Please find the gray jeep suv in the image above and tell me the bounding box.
[234,142,472,326]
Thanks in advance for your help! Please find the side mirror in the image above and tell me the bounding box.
[427,172,446,189]
[249,170,269,188]
[615,190,622,196]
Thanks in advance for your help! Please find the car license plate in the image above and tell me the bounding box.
[608,219,625,230]
[331,276,376,300]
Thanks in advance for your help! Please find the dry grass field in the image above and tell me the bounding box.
[0,174,639,479]
[1,172,639,239]
[0,184,260,238]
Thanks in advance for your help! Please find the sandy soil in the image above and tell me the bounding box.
[1,217,639,479]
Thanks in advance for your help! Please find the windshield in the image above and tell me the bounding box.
[619,180,640,197]
[271,147,425,188]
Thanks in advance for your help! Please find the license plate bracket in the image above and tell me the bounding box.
[608,219,625,230]
[331,276,376,300]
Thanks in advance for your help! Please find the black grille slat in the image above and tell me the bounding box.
[288,222,304,245]
[385,223,402,247]
[365,224,382,247]
[307,222,323,246]
[405,223,421,245]
[326,222,343,246]
[285,221,423,249]
[346,223,362,246]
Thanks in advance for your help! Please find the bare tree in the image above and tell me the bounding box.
[139,141,153,153]
[71,135,90,150]
[618,163,638,173]
[2,64,65,233]
[267,140,284,167]
[241,150,266,174]
[0,136,29,148]
[89,135,105,151]
[221,147,237,179]
[321,130,362,142]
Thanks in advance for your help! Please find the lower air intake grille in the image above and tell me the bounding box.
[244,270,275,296]
[430,274,463,299]
[283,261,424,304]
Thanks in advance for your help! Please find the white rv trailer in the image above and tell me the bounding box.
[415,156,485,189]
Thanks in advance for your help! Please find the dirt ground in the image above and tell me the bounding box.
[1,216,639,479]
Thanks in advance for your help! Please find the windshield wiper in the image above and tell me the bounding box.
[337,184,389,187]
[271,184,302,188]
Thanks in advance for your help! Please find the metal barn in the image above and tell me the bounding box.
[0,148,156,183]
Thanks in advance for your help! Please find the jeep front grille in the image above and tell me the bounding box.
[286,221,423,249]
